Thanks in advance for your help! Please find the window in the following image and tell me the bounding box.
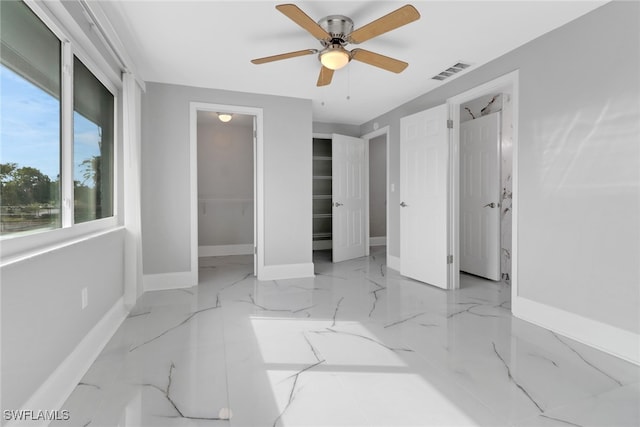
[73,57,114,223]
[0,0,61,236]
[0,0,116,239]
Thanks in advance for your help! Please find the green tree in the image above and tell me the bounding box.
[80,155,102,218]
[81,156,100,187]
[12,166,51,205]
[0,163,19,206]
[0,162,17,183]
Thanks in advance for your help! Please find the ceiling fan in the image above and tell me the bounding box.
[251,3,420,86]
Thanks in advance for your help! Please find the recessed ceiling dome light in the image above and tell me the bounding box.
[217,113,233,123]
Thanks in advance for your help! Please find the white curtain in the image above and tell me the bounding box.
[122,72,144,305]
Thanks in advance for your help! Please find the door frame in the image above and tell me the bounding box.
[447,70,519,294]
[189,102,264,282]
[312,128,390,259]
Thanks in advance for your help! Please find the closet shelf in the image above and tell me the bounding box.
[313,156,332,161]
[313,213,332,218]
[313,176,332,180]
[313,195,332,200]
[313,232,332,239]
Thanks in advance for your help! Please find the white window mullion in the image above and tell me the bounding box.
[61,40,74,228]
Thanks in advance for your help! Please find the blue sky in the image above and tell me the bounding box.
[0,65,101,184]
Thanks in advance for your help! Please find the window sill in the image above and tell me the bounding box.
[0,217,121,266]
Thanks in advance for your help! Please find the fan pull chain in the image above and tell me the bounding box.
[321,81,326,106]
[346,66,351,101]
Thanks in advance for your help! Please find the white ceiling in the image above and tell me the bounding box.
[101,1,607,125]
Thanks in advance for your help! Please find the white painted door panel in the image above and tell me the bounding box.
[332,134,366,263]
[460,112,501,281]
[400,104,449,288]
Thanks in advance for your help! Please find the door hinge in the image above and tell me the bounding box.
[254,247,257,254]
[447,119,453,129]
[447,255,453,264]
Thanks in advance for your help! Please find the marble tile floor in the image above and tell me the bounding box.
[54,247,640,427]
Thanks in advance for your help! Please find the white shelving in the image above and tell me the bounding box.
[312,138,332,250]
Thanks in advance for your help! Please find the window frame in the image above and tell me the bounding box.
[1,0,121,260]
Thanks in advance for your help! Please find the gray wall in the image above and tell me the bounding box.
[369,134,386,238]
[142,83,313,273]
[360,2,639,333]
[313,121,361,137]
[1,0,127,413]
[197,114,254,246]
[1,229,125,412]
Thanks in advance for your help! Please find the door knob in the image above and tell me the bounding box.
[400,202,408,207]
[483,202,496,208]
[334,202,343,207]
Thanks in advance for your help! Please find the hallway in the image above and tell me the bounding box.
[55,247,639,426]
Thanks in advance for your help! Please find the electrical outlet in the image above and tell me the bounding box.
[81,288,88,310]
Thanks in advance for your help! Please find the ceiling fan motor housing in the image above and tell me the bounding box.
[318,15,354,46]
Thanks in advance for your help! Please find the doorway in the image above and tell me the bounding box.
[190,102,264,281]
[197,111,254,258]
[448,71,518,291]
[368,133,387,249]
[459,100,502,281]
[311,128,389,262]
[363,126,389,256]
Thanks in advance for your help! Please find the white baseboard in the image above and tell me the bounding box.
[258,262,315,281]
[370,236,387,246]
[143,271,195,292]
[387,255,400,271]
[199,244,253,257]
[10,298,128,427]
[513,296,640,366]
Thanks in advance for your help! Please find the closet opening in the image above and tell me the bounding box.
[191,103,263,280]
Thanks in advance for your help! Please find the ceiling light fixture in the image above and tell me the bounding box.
[320,44,350,70]
[217,113,233,123]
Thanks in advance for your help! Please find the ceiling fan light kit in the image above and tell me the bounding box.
[320,44,350,70]
[251,4,420,86]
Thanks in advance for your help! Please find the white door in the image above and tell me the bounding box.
[460,112,501,280]
[332,133,366,263]
[400,104,449,288]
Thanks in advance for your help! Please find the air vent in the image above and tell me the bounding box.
[432,62,470,81]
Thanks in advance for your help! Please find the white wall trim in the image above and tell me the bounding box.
[370,236,387,246]
[258,263,315,281]
[10,298,128,427]
[387,255,400,271]
[513,296,640,366]
[143,272,195,292]
[198,244,253,257]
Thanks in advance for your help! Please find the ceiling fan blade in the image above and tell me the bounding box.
[251,49,317,64]
[348,5,420,44]
[276,4,331,41]
[317,66,334,86]
[351,49,408,73]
